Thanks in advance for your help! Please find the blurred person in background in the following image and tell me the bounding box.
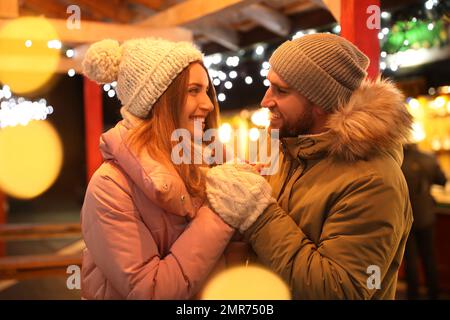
[402,143,447,300]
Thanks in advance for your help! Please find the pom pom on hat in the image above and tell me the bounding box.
[82,39,122,84]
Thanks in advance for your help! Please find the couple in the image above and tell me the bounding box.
[80,34,413,300]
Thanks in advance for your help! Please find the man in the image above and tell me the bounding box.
[206,34,413,299]
[402,144,447,299]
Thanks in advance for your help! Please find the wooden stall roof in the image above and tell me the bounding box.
[0,0,423,73]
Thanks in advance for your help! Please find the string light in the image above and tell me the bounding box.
[332,25,341,34]
[213,78,221,86]
[245,76,253,85]
[390,63,399,72]
[226,56,239,67]
[251,108,270,127]
[224,81,233,90]
[208,69,218,79]
[255,45,264,55]
[249,128,260,141]
[263,79,270,87]
[218,71,227,81]
[260,69,269,77]
[1,85,11,100]
[211,53,222,65]
[47,39,62,49]
[292,31,305,40]
[107,89,115,98]
[0,96,54,128]
[218,123,232,143]
[229,71,237,79]
[408,98,421,111]
[218,93,226,102]
[67,69,75,77]
[66,49,74,58]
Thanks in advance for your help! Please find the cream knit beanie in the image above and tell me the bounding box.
[82,38,203,118]
[269,33,370,112]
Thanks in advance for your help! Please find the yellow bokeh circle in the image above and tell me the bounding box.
[201,265,291,300]
[0,120,63,199]
[0,16,60,94]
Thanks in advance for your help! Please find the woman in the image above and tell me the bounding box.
[80,38,246,300]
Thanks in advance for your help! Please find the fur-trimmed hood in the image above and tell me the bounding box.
[282,78,413,163]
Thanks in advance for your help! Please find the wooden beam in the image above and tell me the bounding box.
[233,8,334,53]
[242,3,291,36]
[71,0,135,23]
[318,0,341,22]
[283,1,320,15]
[128,0,165,11]
[0,223,81,241]
[0,0,18,18]
[194,24,240,51]
[0,56,81,74]
[23,0,98,20]
[138,0,259,27]
[0,253,81,280]
[0,18,193,44]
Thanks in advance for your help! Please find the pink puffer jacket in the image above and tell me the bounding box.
[80,122,238,299]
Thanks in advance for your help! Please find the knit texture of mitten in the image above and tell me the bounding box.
[206,163,276,233]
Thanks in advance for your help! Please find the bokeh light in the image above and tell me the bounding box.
[0,17,60,94]
[0,120,63,199]
[201,265,291,300]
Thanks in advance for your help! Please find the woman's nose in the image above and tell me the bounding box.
[199,98,214,112]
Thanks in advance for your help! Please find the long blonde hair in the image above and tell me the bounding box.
[127,62,219,199]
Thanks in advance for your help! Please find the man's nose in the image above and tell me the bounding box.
[260,88,275,109]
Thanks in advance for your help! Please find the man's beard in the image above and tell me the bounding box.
[270,106,314,138]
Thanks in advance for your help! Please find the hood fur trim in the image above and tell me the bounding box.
[326,78,413,161]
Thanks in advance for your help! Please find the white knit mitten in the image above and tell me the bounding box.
[206,163,276,233]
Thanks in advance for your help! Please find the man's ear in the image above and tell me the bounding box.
[312,104,328,117]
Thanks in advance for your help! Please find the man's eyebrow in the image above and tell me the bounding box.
[266,75,290,90]
[271,81,290,90]
[188,82,208,87]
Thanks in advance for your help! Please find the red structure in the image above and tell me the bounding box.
[83,77,104,182]
[340,0,380,80]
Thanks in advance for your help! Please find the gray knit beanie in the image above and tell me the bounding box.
[269,33,370,112]
[82,38,203,118]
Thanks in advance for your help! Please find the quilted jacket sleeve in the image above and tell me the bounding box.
[81,165,234,300]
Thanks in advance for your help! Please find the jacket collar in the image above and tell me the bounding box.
[282,78,412,164]
[281,131,333,161]
[100,122,197,218]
